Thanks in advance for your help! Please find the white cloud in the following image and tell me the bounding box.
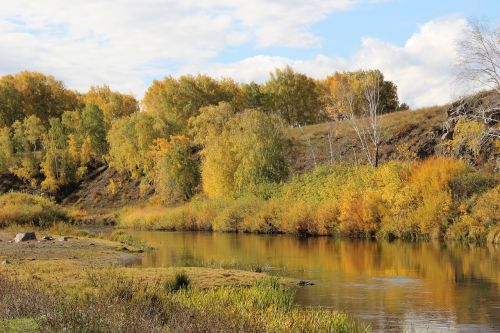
[352,15,468,107]
[0,1,470,107]
[0,0,362,96]
[199,15,469,108]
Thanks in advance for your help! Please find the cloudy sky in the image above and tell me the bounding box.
[0,0,498,108]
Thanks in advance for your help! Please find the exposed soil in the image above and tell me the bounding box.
[61,166,153,213]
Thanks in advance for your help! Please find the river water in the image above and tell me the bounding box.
[125,231,500,332]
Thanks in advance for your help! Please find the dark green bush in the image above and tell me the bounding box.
[164,271,190,292]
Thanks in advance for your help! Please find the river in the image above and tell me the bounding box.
[125,231,500,332]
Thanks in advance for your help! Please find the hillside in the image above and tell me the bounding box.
[289,105,447,172]
[58,106,446,212]
[1,101,497,215]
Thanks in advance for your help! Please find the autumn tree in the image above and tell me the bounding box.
[107,112,172,178]
[0,71,80,127]
[0,77,22,127]
[149,136,200,204]
[84,85,139,128]
[331,71,385,167]
[143,75,244,131]
[263,66,322,125]
[200,109,288,197]
[189,102,237,146]
[10,115,46,183]
[321,70,400,118]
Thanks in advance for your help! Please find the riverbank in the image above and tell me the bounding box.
[0,229,368,332]
[118,158,499,243]
[0,229,300,289]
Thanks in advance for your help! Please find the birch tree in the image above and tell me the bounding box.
[335,71,384,167]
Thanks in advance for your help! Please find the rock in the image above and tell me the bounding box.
[298,280,314,286]
[58,236,70,242]
[1,259,10,265]
[14,232,37,243]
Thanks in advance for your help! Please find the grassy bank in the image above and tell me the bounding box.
[0,192,69,228]
[0,270,368,333]
[120,157,499,243]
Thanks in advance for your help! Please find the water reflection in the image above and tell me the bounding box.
[126,231,500,332]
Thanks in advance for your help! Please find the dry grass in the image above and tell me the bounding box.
[0,271,370,333]
[288,105,447,172]
[0,192,68,228]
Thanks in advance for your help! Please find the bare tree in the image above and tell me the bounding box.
[453,21,500,141]
[346,73,383,167]
[457,21,500,94]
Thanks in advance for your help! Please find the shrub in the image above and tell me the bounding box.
[242,198,284,233]
[281,201,320,236]
[450,171,496,201]
[212,196,260,232]
[118,157,497,243]
[0,192,68,228]
[164,271,190,292]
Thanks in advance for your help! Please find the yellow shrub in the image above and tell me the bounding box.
[243,198,285,233]
[315,201,341,235]
[338,190,383,236]
[281,201,320,236]
[0,192,68,228]
[472,185,500,225]
[212,196,260,232]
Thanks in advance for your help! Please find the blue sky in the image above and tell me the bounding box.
[0,0,498,107]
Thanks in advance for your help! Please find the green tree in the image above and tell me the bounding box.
[107,112,171,178]
[81,105,107,158]
[0,127,14,173]
[10,115,46,183]
[40,118,76,192]
[263,66,322,125]
[149,136,200,204]
[201,109,288,197]
[241,82,267,110]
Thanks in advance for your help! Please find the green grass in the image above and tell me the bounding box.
[1,318,38,333]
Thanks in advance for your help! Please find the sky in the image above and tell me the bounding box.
[0,0,499,108]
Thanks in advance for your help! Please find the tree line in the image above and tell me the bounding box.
[0,68,406,202]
